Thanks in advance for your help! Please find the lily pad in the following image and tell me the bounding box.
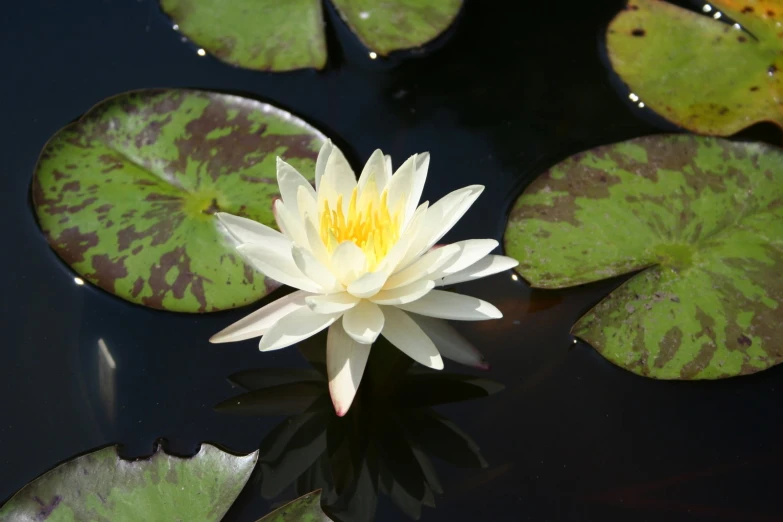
[0,443,258,521]
[160,0,462,71]
[504,134,783,379]
[606,0,783,135]
[160,0,327,71]
[331,0,463,57]
[33,89,325,312]
[257,490,331,521]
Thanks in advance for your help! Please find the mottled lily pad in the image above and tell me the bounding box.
[257,491,331,522]
[607,0,783,135]
[33,89,325,312]
[160,0,462,71]
[331,0,463,57]
[505,134,783,379]
[0,443,258,521]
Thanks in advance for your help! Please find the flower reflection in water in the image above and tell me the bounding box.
[216,336,503,521]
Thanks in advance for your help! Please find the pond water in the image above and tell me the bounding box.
[3,0,783,520]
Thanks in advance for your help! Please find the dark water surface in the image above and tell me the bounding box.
[3,0,783,520]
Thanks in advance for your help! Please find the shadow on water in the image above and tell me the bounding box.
[220,336,504,522]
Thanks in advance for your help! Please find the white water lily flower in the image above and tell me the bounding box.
[211,142,518,415]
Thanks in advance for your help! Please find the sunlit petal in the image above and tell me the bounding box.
[210,290,311,343]
[331,241,367,285]
[277,158,316,216]
[396,290,502,320]
[381,306,443,369]
[347,271,387,298]
[358,149,390,194]
[215,212,291,251]
[327,320,371,416]
[343,300,384,344]
[371,279,435,305]
[385,243,459,288]
[306,292,360,314]
[238,244,322,293]
[431,239,498,279]
[292,245,342,293]
[258,307,339,351]
[437,255,519,286]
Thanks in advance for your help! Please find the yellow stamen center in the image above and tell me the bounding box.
[319,185,401,270]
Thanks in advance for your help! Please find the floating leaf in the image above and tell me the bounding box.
[257,490,331,521]
[33,89,325,312]
[0,443,258,521]
[160,0,327,71]
[606,0,783,135]
[331,0,463,57]
[160,0,462,71]
[504,134,783,379]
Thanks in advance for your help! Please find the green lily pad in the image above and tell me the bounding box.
[504,134,783,379]
[33,89,325,312]
[606,0,783,135]
[0,443,258,521]
[160,0,462,71]
[257,491,331,521]
[331,0,463,57]
[161,0,327,71]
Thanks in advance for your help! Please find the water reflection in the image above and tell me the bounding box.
[97,338,117,424]
[216,338,503,522]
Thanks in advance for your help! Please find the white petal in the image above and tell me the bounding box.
[431,239,498,278]
[347,271,387,298]
[358,149,390,194]
[386,154,417,219]
[215,212,291,251]
[277,158,316,216]
[401,185,484,267]
[385,244,459,289]
[258,307,339,351]
[371,279,434,305]
[331,241,367,285]
[404,152,429,227]
[306,292,360,314]
[238,244,322,293]
[297,185,319,229]
[410,314,488,369]
[274,199,308,247]
[380,306,443,369]
[437,255,520,286]
[292,245,341,293]
[315,140,342,191]
[396,290,502,321]
[384,155,393,179]
[327,320,371,416]
[320,145,356,211]
[209,290,311,343]
[303,218,332,268]
[343,300,384,344]
[377,201,428,274]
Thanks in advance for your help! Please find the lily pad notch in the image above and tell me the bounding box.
[504,134,783,379]
[160,0,464,71]
[33,89,327,312]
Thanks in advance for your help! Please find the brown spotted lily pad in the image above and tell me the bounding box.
[33,89,326,312]
[607,0,783,135]
[505,134,783,379]
[0,443,258,521]
[160,0,462,71]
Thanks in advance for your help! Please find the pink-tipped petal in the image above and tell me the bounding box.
[327,320,371,416]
